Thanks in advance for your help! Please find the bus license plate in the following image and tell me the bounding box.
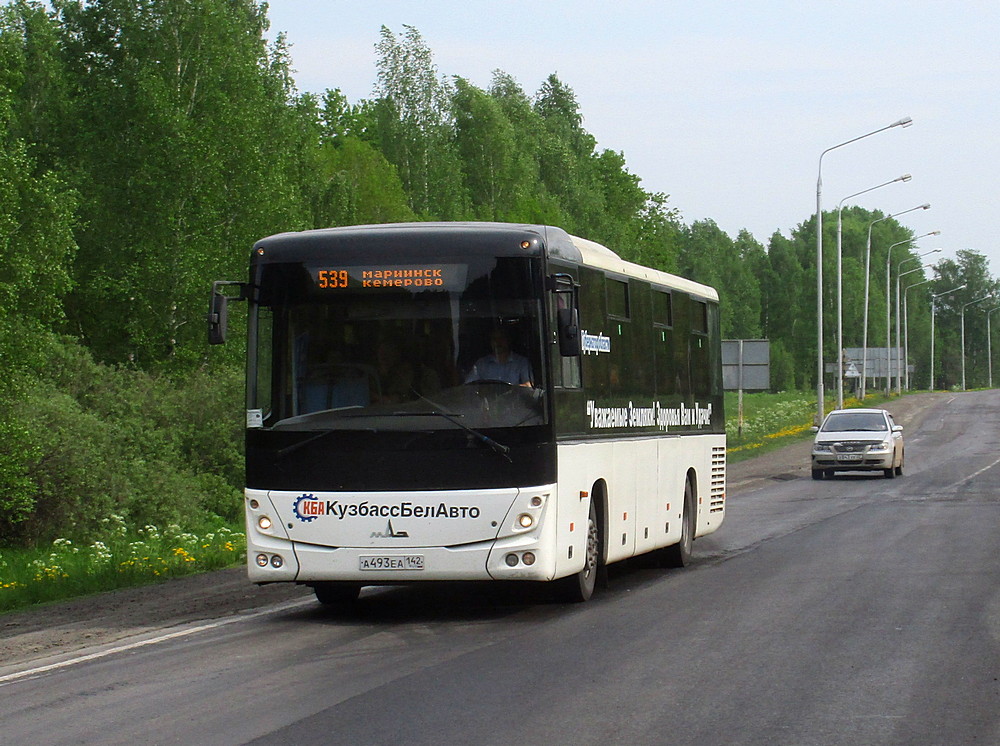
[359,555,424,571]
[836,453,862,462]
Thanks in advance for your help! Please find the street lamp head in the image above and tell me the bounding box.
[920,203,931,210]
[898,173,913,183]
[929,230,941,236]
[893,116,914,128]
[932,283,967,300]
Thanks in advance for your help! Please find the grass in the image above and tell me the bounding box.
[0,516,245,614]
[724,389,896,463]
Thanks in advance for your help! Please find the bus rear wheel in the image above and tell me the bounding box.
[660,479,694,568]
[312,582,362,605]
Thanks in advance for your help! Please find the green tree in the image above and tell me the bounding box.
[762,231,808,388]
[54,0,307,368]
[728,229,765,339]
[0,6,79,534]
[633,192,682,274]
[487,70,562,224]
[931,251,998,389]
[372,25,467,219]
[532,73,603,236]
[452,76,524,220]
[590,148,646,256]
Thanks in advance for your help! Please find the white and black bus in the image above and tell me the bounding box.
[209,222,725,604]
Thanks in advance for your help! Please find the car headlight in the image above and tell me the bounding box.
[814,443,832,452]
[872,440,892,452]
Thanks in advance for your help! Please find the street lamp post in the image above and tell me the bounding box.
[895,264,934,395]
[863,215,933,399]
[903,278,931,390]
[987,306,1000,388]
[961,295,993,390]
[835,174,911,408]
[815,116,912,425]
[930,284,966,389]
[883,217,934,394]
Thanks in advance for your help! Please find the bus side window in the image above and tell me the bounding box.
[653,289,675,396]
[691,299,711,397]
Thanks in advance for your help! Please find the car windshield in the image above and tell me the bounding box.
[821,412,888,433]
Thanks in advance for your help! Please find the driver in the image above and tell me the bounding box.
[466,326,533,387]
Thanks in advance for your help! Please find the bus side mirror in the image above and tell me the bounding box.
[208,281,247,345]
[557,307,581,357]
[208,291,229,345]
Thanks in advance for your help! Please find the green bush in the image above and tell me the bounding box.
[0,331,244,546]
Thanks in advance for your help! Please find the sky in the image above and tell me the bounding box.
[264,0,1000,275]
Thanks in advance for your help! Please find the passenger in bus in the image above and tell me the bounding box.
[466,326,533,386]
[374,336,441,404]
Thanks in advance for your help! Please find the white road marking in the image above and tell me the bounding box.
[0,597,315,686]
[947,453,1000,489]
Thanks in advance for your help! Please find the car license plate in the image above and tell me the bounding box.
[359,555,424,571]
[836,453,862,462]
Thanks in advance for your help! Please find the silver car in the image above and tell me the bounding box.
[811,408,904,480]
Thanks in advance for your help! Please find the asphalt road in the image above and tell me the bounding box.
[1,391,998,745]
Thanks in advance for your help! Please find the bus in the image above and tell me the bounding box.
[208,222,725,604]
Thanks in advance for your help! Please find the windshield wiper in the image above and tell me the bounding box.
[376,409,512,462]
[409,391,512,461]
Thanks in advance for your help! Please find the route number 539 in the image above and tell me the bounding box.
[317,269,349,289]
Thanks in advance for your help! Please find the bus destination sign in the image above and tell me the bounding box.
[312,264,466,291]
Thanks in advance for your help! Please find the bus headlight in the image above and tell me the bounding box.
[257,515,273,531]
[518,513,534,529]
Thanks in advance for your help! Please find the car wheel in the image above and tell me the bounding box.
[884,467,895,479]
[811,468,824,480]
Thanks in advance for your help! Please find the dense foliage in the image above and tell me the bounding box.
[0,2,996,545]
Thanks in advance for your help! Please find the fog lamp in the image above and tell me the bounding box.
[256,553,269,567]
[522,552,536,566]
[270,555,283,568]
[505,553,519,567]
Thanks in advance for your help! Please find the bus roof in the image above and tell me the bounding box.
[563,233,719,302]
[255,222,719,302]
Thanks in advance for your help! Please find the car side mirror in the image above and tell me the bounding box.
[810,426,819,433]
[892,424,903,433]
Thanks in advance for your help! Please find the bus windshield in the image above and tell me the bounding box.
[251,254,547,432]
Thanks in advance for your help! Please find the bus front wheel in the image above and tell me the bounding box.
[312,582,362,605]
[558,496,602,602]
